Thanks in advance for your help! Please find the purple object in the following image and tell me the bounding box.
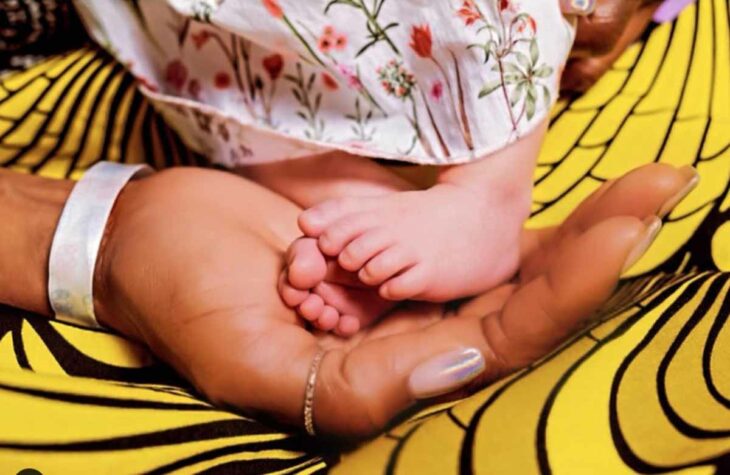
[653,0,696,23]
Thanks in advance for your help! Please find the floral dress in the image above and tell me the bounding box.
[73,0,574,166]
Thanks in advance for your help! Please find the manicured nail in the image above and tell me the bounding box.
[653,0,695,23]
[657,166,699,218]
[560,0,596,15]
[622,216,662,274]
[408,348,485,399]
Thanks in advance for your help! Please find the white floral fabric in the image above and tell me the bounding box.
[73,0,574,166]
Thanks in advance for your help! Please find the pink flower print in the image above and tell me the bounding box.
[165,60,188,91]
[322,72,339,90]
[457,0,481,26]
[192,30,211,49]
[337,64,363,91]
[334,34,347,50]
[214,71,232,89]
[377,60,416,99]
[318,26,347,53]
[188,78,201,99]
[262,0,284,18]
[517,15,537,33]
[318,35,334,53]
[430,80,443,101]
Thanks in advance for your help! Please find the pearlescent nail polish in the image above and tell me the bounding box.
[409,348,486,399]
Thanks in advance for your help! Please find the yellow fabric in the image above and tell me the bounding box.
[0,0,728,472]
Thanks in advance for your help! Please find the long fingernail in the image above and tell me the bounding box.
[657,166,700,218]
[560,0,596,15]
[408,348,485,399]
[622,216,662,274]
[653,0,695,23]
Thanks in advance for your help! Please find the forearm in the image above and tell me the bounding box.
[0,169,73,316]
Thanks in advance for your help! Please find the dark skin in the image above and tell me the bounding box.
[0,163,695,437]
[562,0,663,92]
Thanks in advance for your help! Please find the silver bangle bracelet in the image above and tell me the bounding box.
[48,161,152,328]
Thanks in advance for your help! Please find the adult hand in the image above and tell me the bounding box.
[561,0,663,92]
[93,163,695,437]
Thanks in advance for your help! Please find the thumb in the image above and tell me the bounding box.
[483,215,661,369]
[312,213,659,436]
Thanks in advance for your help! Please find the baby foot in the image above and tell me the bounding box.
[297,183,527,302]
[278,238,396,336]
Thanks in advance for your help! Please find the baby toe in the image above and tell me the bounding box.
[336,315,361,337]
[339,228,393,272]
[298,293,325,321]
[379,265,430,301]
[287,238,327,290]
[299,197,374,237]
[359,245,416,286]
[315,305,340,332]
[278,271,309,307]
[318,212,376,256]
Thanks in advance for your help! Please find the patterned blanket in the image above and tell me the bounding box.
[0,0,728,472]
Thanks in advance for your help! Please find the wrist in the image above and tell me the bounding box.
[0,169,73,315]
[91,178,145,339]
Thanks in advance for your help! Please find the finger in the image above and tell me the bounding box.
[564,163,696,232]
[518,178,615,266]
[487,215,658,368]
[653,0,694,23]
[570,0,637,58]
[520,164,696,278]
[560,0,596,16]
[564,1,659,91]
[315,321,488,436]
[313,216,654,435]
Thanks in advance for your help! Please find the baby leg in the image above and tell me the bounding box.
[238,150,414,209]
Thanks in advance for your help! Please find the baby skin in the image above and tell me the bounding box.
[244,122,547,337]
